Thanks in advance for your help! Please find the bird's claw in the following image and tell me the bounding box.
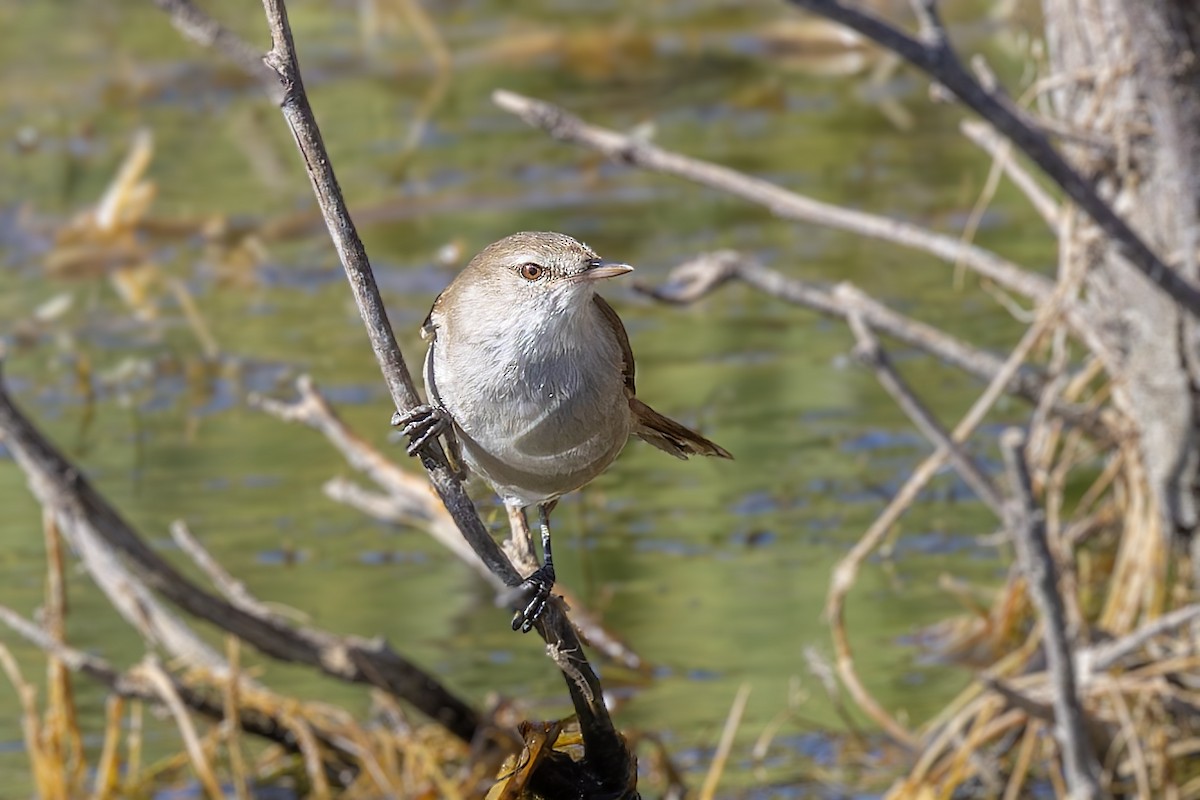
[508,564,556,633]
[391,404,450,457]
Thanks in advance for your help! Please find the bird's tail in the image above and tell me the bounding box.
[630,398,733,460]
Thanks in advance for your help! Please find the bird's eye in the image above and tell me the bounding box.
[520,263,544,281]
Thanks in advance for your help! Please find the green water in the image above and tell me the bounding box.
[0,0,1050,795]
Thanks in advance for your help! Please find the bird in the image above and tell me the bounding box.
[393,231,731,631]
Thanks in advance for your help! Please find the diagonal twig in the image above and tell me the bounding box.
[152,0,278,92]
[847,313,1006,518]
[961,121,1060,229]
[0,368,480,742]
[640,250,1109,439]
[493,89,1053,302]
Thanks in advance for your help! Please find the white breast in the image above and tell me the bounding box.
[425,293,631,507]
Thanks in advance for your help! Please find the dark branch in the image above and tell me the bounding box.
[0,372,480,742]
[784,0,1200,317]
[1000,428,1102,798]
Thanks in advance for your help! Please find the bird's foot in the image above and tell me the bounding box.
[391,404,451,457]
[508,564,556,633]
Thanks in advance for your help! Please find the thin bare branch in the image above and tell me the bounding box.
[151,0,277,95]
[493,89,1053,302]
[825,274,1073,748]
[1078,602,1200,678]
[60,495,227,673]
[138,657,225,799]
[640,251,1109,439]
[0,604,354,774]
[170,520,290,626]
[327,478,647,674]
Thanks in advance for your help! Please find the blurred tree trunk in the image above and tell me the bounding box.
[1042,0,1200,603]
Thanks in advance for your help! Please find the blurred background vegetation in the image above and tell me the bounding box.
[0,0,1053,794]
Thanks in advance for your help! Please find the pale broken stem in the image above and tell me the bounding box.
[697,684,752,800]
[493,89,1053,302]
[170,519,302,627]
[250,377,486,572]
[954,127,1011,292]
[847,313,1006,518]
[1078,602,1200,678]
[166,279,220,361]
[961,120,1061,228]
[0,643,44,786]
[138,657,225,800]
[322,476,487,571]
[1000,429,1102,800]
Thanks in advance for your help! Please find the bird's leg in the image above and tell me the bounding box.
[504,504,538,570]
[511,501,558,633]
[391,404,452,458]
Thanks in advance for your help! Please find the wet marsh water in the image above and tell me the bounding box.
[0,0,1050,795]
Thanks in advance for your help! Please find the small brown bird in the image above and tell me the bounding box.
[394,232,731,631]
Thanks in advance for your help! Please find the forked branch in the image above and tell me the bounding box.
[783,0,1200,316]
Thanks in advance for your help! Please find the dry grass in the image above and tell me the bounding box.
[848,244,1200,798]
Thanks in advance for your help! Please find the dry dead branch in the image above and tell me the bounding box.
[493,89,1053,302]
[0,367,481,741]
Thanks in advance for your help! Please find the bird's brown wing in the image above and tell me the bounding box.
[592,295,732,461]
[592,294,636,396]
[629,397,733,460]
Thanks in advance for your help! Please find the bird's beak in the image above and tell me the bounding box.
[580,258,635,281]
